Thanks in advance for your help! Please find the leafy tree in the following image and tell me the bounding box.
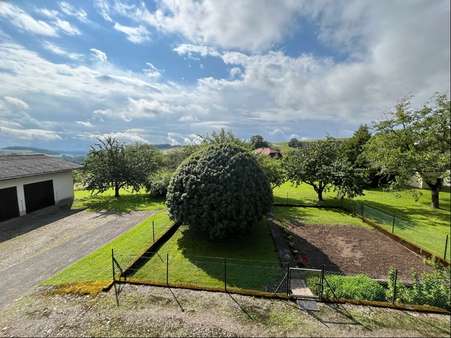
[283,138,364,201]
[166,141,272,239]
[249,134,269,149]
[146,170,173,197]
[83,137,160,198]
[256,154,285,189]
[364,94,450,208]
[342,125,371,166]
[288,137,302,148]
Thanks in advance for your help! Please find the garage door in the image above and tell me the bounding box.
[0,186,20,222]
[24,180,55,213]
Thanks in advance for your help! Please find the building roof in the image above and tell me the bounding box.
[254,147,281,156]
[0,154,81,181]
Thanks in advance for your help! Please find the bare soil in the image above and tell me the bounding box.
[0,285,449,337]
[285,224,432,281]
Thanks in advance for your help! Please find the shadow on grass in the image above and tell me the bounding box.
[175,224,285,292]
[74,193,164,214]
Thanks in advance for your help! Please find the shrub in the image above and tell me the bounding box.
[307,274,385,301]
[146,171,173,198]
[166,142,272,239]
[386,268,450,309]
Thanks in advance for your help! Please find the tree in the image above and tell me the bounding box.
[342,125,371,166]
[364,94,450,208]
[288,137,302,148]
[283,138,364,201]
[166,141,272,240]
[249,134,269,149]
[83,137,160,198]
[256,154,285,189]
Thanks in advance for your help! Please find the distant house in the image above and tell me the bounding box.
[254,147,282,159]
[407,171,451,190]
[0,154,81,222]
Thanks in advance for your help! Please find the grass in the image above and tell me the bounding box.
[273,182,451,259]
[273,206,369,228]
[73,188,165,213]
[44,211,172,285]
[129,219,283,292]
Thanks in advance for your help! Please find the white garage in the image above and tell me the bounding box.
[0,154,81,222]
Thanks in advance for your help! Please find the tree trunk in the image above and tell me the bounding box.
[317,189,323,201]
[114,183,120,198]
[425,178,442,209]
[431,185,440,209]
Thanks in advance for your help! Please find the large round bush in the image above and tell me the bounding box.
[166,143,272,239]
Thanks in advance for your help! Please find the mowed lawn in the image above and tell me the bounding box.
[129,220,283,293]
[73,188,165,213]
[274,182,451,260]
[273,206,369,228]
[44,211,173,286]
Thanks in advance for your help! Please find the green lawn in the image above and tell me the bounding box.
[44,211,172,285]
[273,206,369,228]
[273,182,451,259]
[129,220,283,292]
[73,188,165,213]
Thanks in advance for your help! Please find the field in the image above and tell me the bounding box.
[128,219,282,292]
[72,188,165,213]
[273,182,451,259]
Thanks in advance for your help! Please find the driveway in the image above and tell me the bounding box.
[0,207,154,308]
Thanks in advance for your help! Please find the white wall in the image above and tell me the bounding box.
[0,171,74,215]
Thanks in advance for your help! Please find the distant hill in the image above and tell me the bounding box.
[0,144,180,164]
[0,146,86,164]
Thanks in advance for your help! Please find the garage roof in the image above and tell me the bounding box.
[0,154,81,181]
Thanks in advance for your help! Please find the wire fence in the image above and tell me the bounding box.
[341,199,449,262]
[112,250,286,295]
[274,192,450,263]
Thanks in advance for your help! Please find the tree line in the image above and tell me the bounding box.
[81,94,450,209]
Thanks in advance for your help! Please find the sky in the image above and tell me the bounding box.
[0,0,449,151]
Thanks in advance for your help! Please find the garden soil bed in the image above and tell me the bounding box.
[285,223,432,281]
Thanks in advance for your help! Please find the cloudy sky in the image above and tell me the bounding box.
[0,0,449,151]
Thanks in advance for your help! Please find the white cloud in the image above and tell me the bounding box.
[94,0,113,22]
[114,22,150,44]
[3,96,29,110]
[0,126,61,140]
[37,8,59,18]
[89,48,108,63]
[43,41,83,61]
[173,44,220,58]
[59,2,88,23]
[143,63,161,79]
[53,17,81,36]
[134,0,303,51]
[76,120,94,128]
[88,129,149,143]
[0,2,58,37]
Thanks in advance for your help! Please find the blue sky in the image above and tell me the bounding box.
[0,0,449,151]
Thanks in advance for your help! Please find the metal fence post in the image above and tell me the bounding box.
[112,248,115,282]
[152,221,155,243]
[286,192,288,204]
[320,264,325,301]
[286,265,290,297]
[361,203,364,218]
[224,257,227,292]
[166,253,169,286]
[392,216,395,233]
[444,234,449,260]
[392,269,398,304]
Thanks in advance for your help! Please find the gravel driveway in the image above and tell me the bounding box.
[0,208,154,308]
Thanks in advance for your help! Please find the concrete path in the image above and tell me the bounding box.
[0,208,154,308]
